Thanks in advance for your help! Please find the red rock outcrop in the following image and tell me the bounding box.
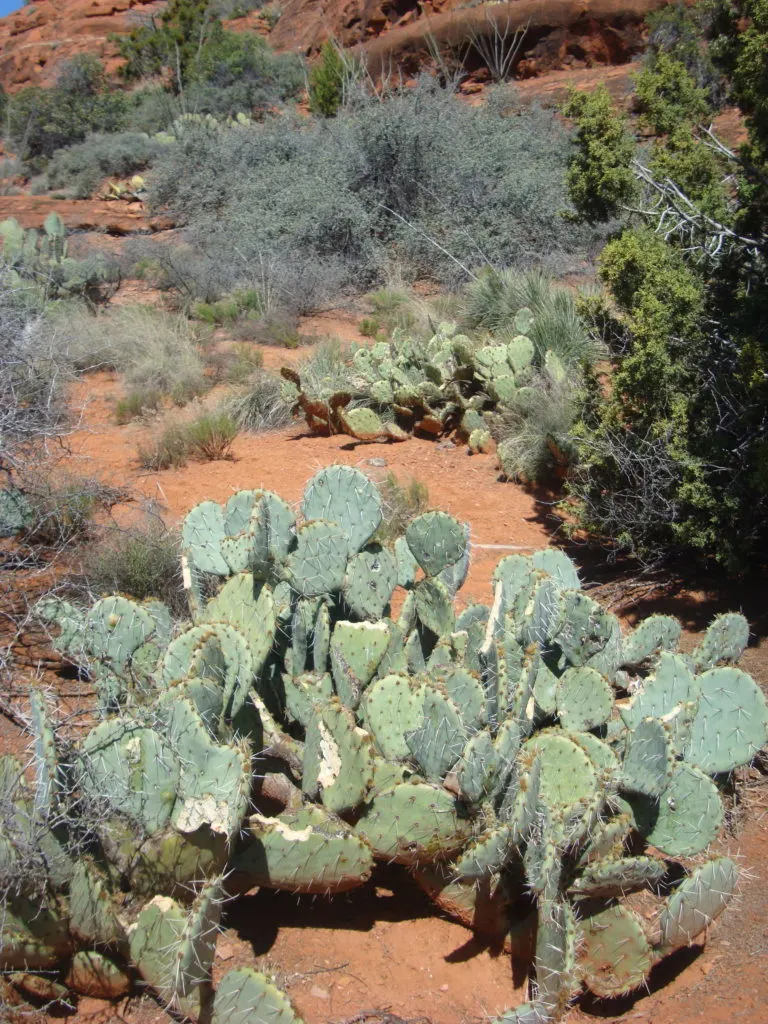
[0,0,667,94]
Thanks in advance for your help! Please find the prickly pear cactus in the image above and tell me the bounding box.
[8,466,765,1024]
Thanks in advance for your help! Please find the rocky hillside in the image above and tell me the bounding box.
[1,0,666,92]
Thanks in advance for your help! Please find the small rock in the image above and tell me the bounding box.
[309,985,329,1000]
[366,457,387,467]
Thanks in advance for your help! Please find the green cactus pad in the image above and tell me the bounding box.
[354,781,471,865]
[129,884,220,1012]
[0,895,72,970]
[437,523,471,596]
[531,549,580,591]
[620,652,699,736]
[692,613,750,671]
[414,578,455,637]
[248,490,296,576]
[683,666,768,773]
[620,717,674,798]
[508,331,535,371]
[330,620,391,708]
[69,860,126,947]
[657,857,738,954]
[166,699,250,838]
[628,763,723,857]
[556,667,614,732]
[522,732,599,813]
[182,500,230,575]
[405,511,468,578]
[456,729,498,803]
[360,674,425,761]
[513,575,566,649]
[284,672,334,728]
[620,614,681,666]
[303,465,382,554]
[569,855,666,897]
[204,572,277,675]
[576,814,632,865]
[84,596,155,672]
[557,591,616,668]
[235,806,374,894]
[532,658,559,716]
[407,687,466,781]
[342,545,398,620]
[443,667,486,731]
[453,823,514,879]
[29,690,57,817]
[578,904,653,998]
[394,535,419,588]
[79,720,179,834]
[544,350,567,383]
[339,406,386,440]
[212,967,303,1024]
[303,698,374,814]
[491,718,523,804]
[534,900,577,1018]
[286,520,350,597]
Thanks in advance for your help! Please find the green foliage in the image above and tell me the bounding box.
[633,50,711,134]
[562,5,768,569]
[8,58,127,163]
[137,411,238,469]
[115,389,162,424]
[10,469,763,1021]
[46,133,163,199]
[83,518,186,616]
[308,41,349,117]
[115,0,221,89]
[562,85,638,223]
[374,472,431,545]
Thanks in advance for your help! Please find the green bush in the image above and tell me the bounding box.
[183,410,238,460]
[8,57,126,163]
[633,50,711,134]
[491,374,578,484]
[137,422,191,470]
[308,41,349,117]
[373,472,430,545]
[83,517,186,615]
[46,132,163,199]
[115,389,162,424]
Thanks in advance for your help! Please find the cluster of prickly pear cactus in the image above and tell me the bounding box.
[0,213,119,304]
[280,315,568,454]
[8,465,765,1023]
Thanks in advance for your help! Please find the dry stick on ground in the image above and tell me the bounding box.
[335,1012,432,1024]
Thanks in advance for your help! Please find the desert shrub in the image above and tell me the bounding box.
[82,516,186,614]
[462,270,599,367]
[46,132,163,199]
[51,304,208,399]
[373,472,430,544]
[633,49,711,134]
[183,411,239,460]
[491,374,578,484]
[15,470,124,548]
[115,389,162,424]
[137,422,191,470]
[225,369,293,431]
[0,282,71,475]
[8,57,126,163]
[148,80,604,300]
[358,317,382,338]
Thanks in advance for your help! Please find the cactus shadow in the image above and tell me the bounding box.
[224,864,441,957]
[576,944,704,1017]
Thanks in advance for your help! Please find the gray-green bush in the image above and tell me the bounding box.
[46,132,163,198]
[149,80,607,304]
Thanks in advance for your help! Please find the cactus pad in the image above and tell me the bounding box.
[287,521,350,597]
[555,667,613,732]
[657,857,738,954]
[578,904,653,998]
[330,620,391,708]
[692,613,750,671]
[342,546,398,620]
[628,763,723,857]
[683,667,768,774]
[235,806,374,893]
[212,967,303,1024]
[354,781,471,865]
[302,698,374,814]
[302,465,381,554]
[360,674,425,761]
[405,511,468,578]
